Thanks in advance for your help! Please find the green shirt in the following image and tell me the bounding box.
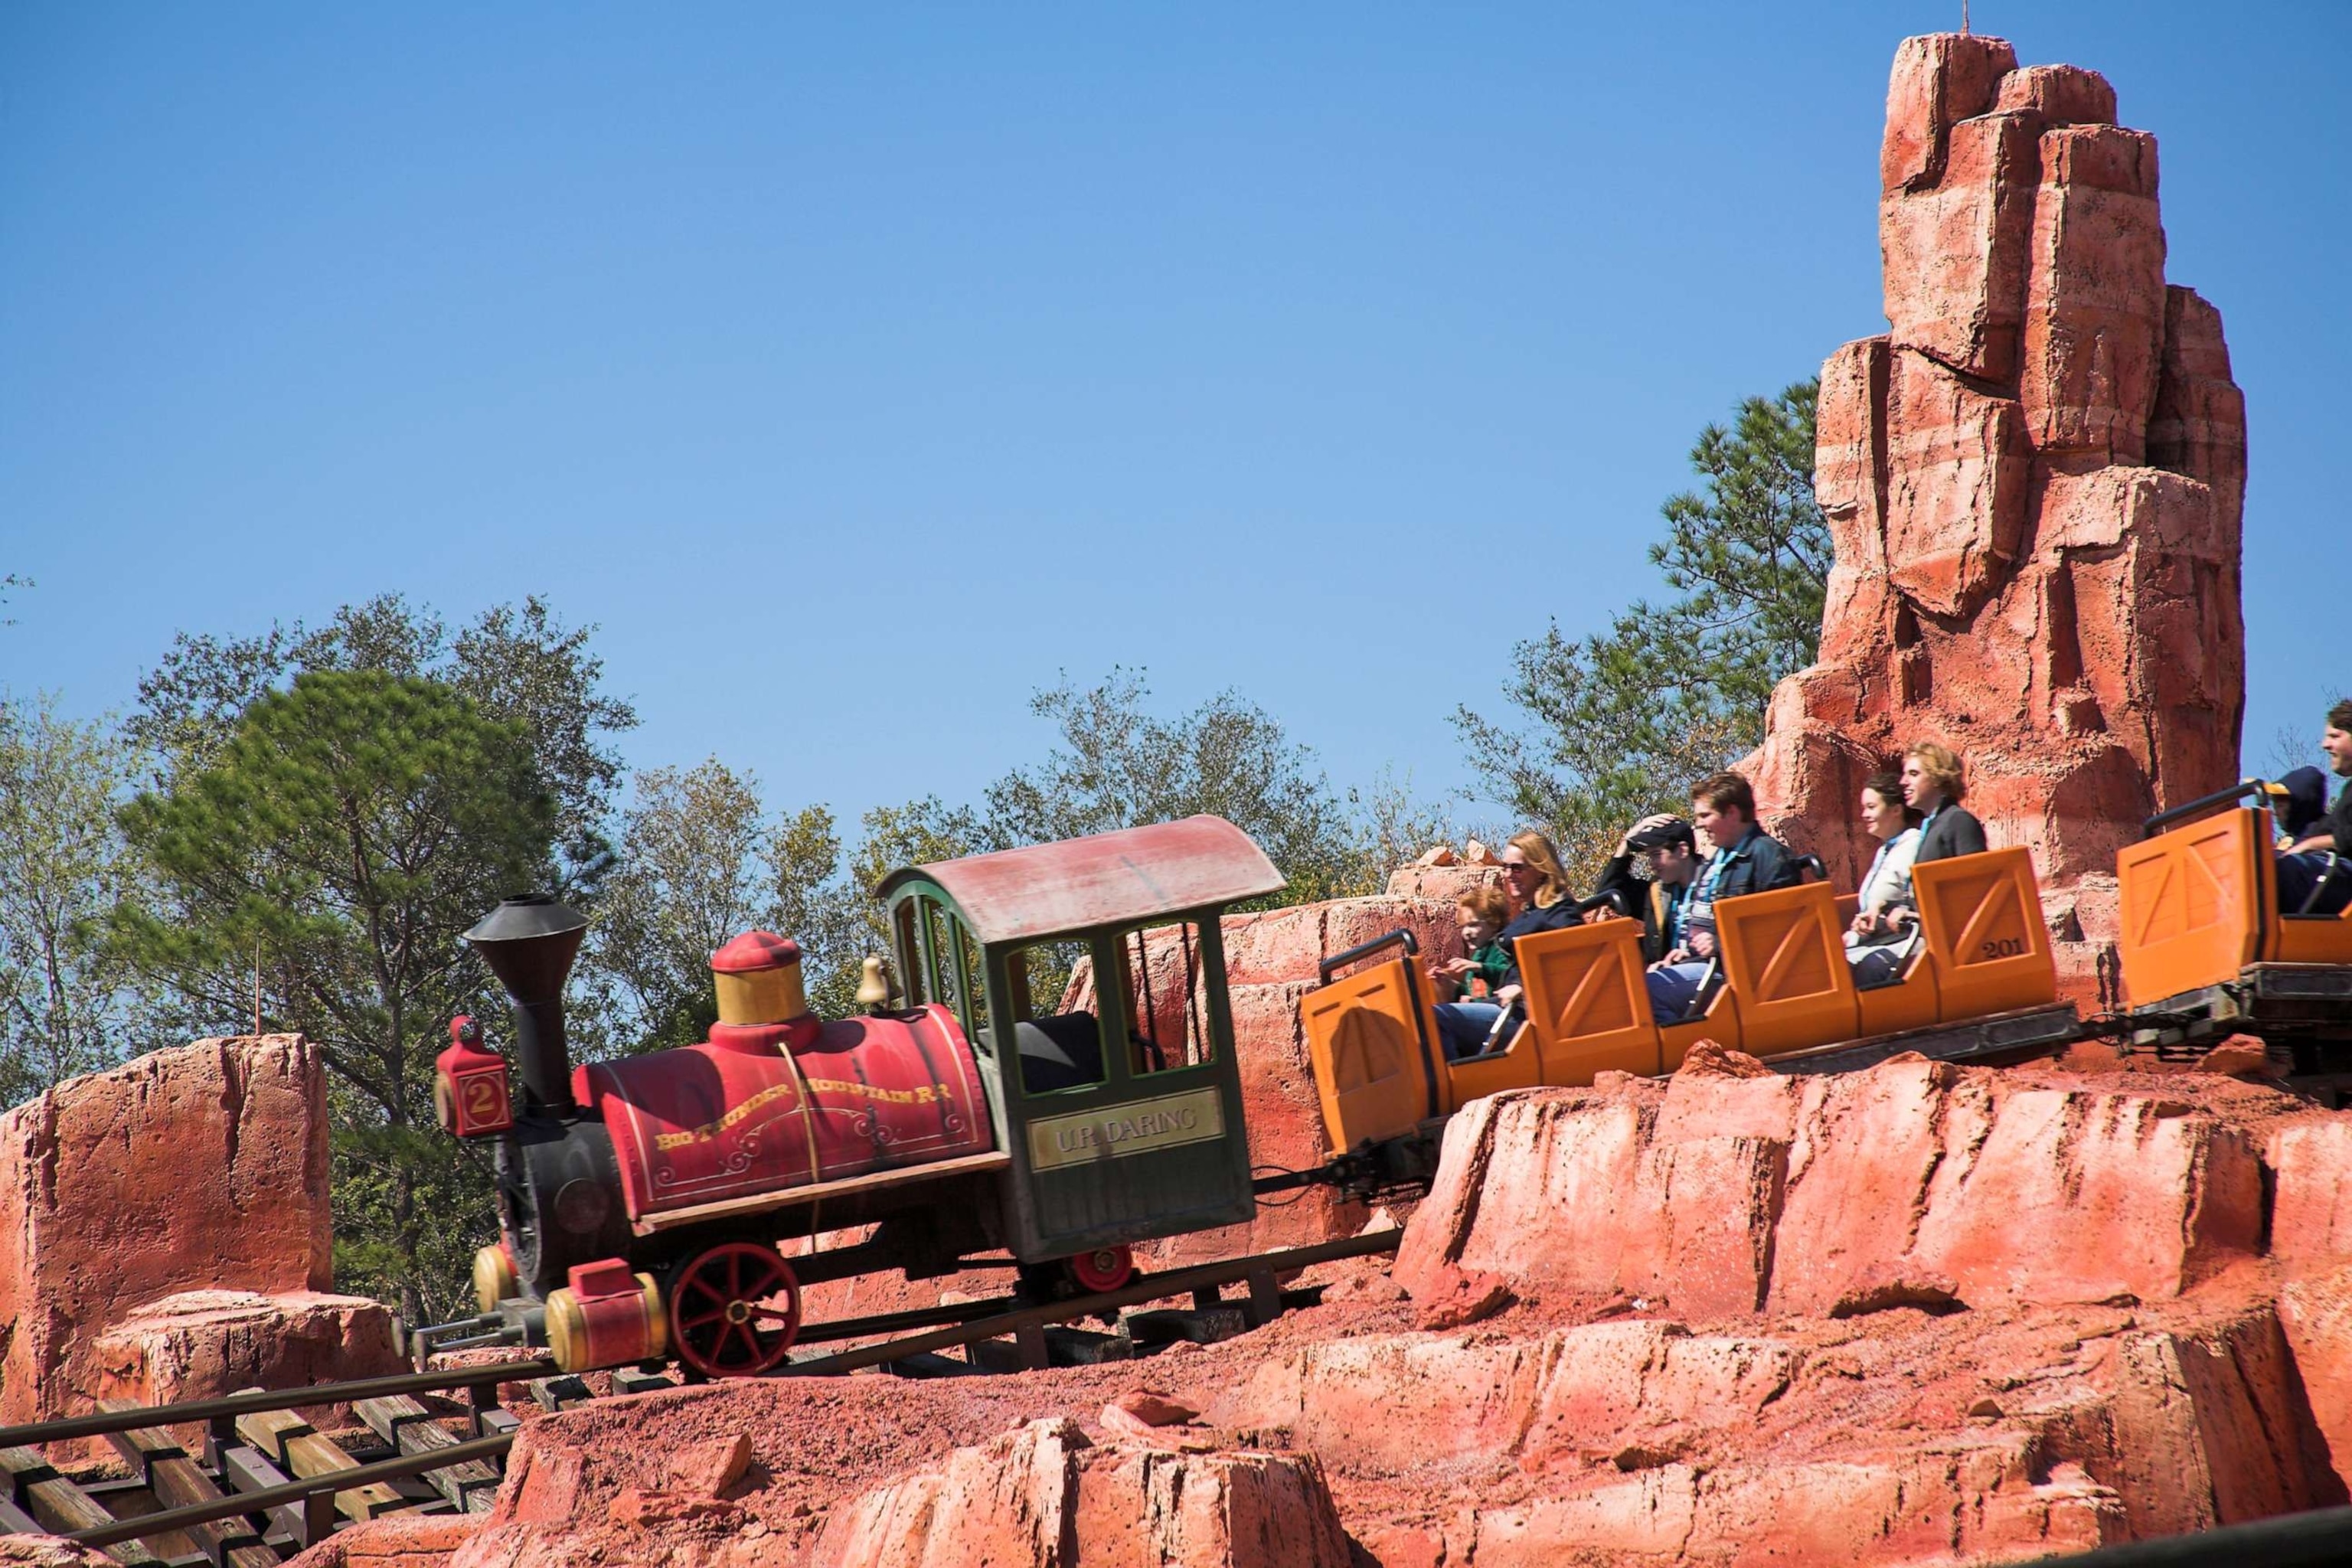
[1456,939,1513,998]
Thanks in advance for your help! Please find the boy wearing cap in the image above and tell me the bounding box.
[1586,813,1701,964]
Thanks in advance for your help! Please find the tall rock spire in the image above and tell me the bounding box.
[1750,34,2247,1005]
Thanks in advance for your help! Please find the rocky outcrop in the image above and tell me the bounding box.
[0,1540,120,1567]
[1369,1049,2352,1546]
[1392,1054,2271,1318]
[811,1419,1352,1568]
[91,1288,403,1416]
[283,1514,483,1568]
[1753,33,2246,1008]
[0,1037,338,1438]
[445,1377,1354,1568]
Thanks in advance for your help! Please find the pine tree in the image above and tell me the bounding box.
[1456,380,1825,880]
[113,671,555,1321]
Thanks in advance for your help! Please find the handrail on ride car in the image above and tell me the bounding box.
[2144,777,2275,838]
[1318,926,1419,984]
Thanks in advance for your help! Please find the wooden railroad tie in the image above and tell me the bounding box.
[0,1446,162,1566]
[224,1400,416,1548]
[94,1403,279,1568]
[354,1398,501,1515]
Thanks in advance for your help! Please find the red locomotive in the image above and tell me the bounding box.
[438,817,1285,1377]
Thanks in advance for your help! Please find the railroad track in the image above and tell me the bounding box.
[0,1230,1400,1563]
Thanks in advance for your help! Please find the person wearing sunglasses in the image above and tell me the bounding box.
[1432,830,1577,1060]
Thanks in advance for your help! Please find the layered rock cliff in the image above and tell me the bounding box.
[1752,33,2248,1004]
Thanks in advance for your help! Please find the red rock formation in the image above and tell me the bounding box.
[91,1288,402,1416]
[0,1540,120,1567]
[2265,1118,2352,1271]
[1753,33,2246,1007]
[0,1037,387,1442]
[1392,1054,2273,1318]
[283,1515,482,1568]
[439,1375,1355,1568]
[809,1419,1352,1568]
[1351,1051,2352,1551]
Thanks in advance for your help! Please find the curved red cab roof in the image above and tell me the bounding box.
[877,815,1285,946]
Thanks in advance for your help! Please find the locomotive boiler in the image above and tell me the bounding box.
[437,816,1291,1377]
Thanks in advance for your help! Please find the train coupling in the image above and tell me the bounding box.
[410,1297,548,1368]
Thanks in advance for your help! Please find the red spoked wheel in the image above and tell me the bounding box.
[668,1242,802,1378]
[1066,1243,1136,1295]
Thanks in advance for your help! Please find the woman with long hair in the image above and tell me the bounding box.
[1432,829,1578,1060]
[1847,771,1924,987]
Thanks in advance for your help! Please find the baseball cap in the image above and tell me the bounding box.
[1628,818,1696,851]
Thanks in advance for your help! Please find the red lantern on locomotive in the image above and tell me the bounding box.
[433,1016,513,1138]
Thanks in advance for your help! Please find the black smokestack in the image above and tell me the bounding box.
[464,894,590,1118]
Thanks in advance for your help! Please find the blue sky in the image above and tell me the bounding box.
[3,2,2344,828]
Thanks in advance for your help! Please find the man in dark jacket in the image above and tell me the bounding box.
[1587,814,1700,964]
[1644,773,1802,1021]
[2276,702,2352,915]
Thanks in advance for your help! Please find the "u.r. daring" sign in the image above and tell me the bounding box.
[1026,1085,1225,1170]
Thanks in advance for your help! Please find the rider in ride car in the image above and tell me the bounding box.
[1644,773,1801,1020]
[1874,743,1988,939]
[2273,766,2331,851]
[2275,701,2352,916]
[1847,771,1925,986]
[1586,813,1700,963]
[1432,884,1514,1004]
[1432,831,1576,1059]
[1901,743,1988,866]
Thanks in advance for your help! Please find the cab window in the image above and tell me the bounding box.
[919,899,987,1039]
[1005,939,1108,1096]
[1117,921,1214,1074]
[893,901,925,1006]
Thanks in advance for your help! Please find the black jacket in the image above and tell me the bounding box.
[1914,806,1989,864]
[1497,897,1577,988]
[1703,827,1803,906]
[2331,784,2352,858]
[1592,852,1681,964]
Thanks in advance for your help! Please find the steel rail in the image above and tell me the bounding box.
[787,1227,1403,1377]
[0,1357,557,1449]
[792,1294,1020,1344]
[2040,1504,2352,1566]
[66,1432,518,1550]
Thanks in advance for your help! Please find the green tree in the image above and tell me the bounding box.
[981,669,1377,905]
[585,760,861,1051]
[1458,379,1825,879]
[113,671,557,1321]
[0,694,150,1103]
[129,594,635,896]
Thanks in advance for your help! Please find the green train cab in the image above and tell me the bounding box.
[877,815,1283,1265]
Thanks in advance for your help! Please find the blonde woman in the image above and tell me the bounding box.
[1432,830,1577,1060]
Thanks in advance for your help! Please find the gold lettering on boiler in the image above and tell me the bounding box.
[1027,1086,1225,1171]
[652,1077,955,1152]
